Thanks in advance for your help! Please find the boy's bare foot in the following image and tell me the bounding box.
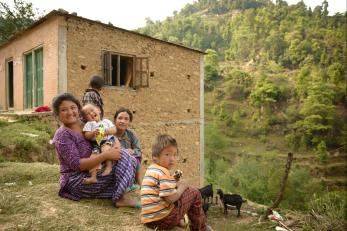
[83,177,97,184]
[178,214,189,228]
[101,167,112,176]
[178,219,186,228]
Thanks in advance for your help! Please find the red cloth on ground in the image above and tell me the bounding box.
[34,106,51,112]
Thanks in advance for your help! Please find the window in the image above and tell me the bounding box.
[24,47,43,109]
[102,51,149,89]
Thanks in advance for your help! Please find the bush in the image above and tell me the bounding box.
[282,168,324,210]
[310,191,347,220]
[15,137,40,155]
[0,121,57,163]
[29,122,54,136]
[316,141,328,165]
[209,156,325,211]
[303,191,347,231]
[0,120,10,128]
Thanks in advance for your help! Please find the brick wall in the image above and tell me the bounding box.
[65,17,203,186]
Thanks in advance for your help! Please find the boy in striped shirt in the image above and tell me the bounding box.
[141,134,213,231]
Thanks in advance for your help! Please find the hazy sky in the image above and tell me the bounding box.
[3,0,346,30]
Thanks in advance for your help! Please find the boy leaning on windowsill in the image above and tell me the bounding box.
[140,134,213,231]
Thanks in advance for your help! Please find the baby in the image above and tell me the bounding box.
[81,104,119,184]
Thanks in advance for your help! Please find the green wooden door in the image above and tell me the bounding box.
[34,48,43,106]
[25,53,33,109]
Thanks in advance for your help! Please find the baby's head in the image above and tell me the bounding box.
[81,104,102,122]
[152,134,178,170]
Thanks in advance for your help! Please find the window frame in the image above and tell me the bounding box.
[23,46,44,109]
[102,50,149,89]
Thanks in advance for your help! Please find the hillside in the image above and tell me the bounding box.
[138,0,347,229]
[138,0,347,183]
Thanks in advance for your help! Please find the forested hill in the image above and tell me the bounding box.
[138,2,347,222]
[137,0,346,154]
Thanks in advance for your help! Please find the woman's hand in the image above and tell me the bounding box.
[103,146,121,161]
[80,146,120,171]
[127,148,134,155]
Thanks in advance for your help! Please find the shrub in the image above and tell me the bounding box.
[303,191,347,231]
[15,137,40,155]
[210,156,325,211]
[316,141,328,165]
[0,120,10,128]
[0,121,57,163]
[282,168,324,210]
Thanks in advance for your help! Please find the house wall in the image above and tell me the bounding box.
[0,17,61,111]
[64,17,204,186]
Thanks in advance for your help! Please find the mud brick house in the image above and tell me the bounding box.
[0,10,205,185]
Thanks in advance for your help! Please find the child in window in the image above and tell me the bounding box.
[81,104,119,184]
[141,134,213,231]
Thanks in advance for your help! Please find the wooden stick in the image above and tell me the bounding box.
[265,152,294,218]
[278,220,294,231]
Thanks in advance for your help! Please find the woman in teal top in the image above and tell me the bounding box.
[114,107,142,185]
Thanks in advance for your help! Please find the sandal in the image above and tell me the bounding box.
[126,184,140,192]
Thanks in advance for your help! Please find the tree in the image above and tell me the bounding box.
[249,78,280,116]
[0,0,41,44]
[296,81,336,146]
[327,62,344,84]
[204,49,219,89]
[316,140,328,165]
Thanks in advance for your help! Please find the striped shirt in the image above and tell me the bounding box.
[82,88,104,118]
[141,164,177,223]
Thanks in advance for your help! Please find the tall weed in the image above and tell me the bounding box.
[302,191,347,231]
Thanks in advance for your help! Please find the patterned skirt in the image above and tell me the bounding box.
[63,149,136,202]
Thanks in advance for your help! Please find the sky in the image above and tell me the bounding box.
[3,0,346,30]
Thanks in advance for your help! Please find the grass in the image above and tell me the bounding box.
[0,162,148,231]
[0,162,274,231]
[0,121,56,163]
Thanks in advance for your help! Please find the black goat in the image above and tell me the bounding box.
[216,189,246,217]
[202,201,210,216]
[199,184,213,203]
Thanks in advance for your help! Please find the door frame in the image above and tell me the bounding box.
[5,58,14,110]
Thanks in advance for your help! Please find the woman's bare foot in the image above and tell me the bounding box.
[83,176,97,184]
[115,194,139,208]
